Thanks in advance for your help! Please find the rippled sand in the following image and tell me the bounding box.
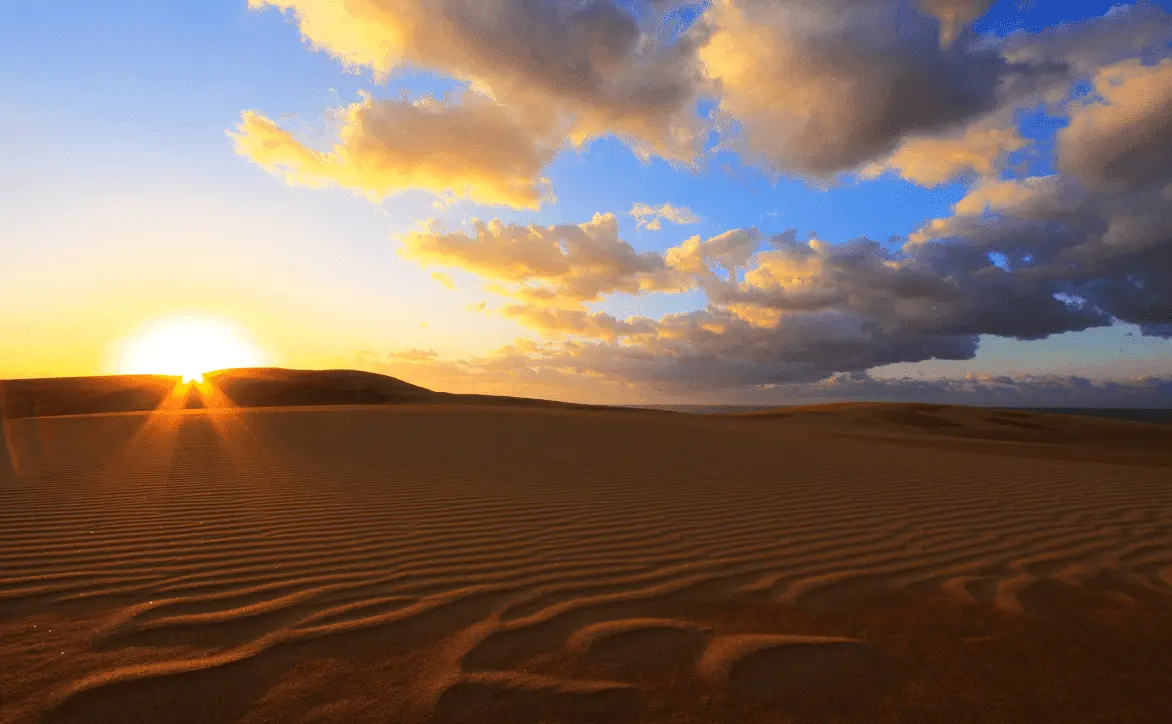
[3,404,1172,723]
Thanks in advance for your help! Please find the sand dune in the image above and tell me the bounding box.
[3,401,1172,722]
[0,369,606,420]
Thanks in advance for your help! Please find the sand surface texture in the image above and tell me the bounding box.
[3,401,1172,722]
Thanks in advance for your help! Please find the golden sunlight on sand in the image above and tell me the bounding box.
[2,380,1172,723]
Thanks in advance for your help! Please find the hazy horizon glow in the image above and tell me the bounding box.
[116,316,268,383]
[4,1,1172,405]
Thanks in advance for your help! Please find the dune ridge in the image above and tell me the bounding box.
[3,402,1172,722]
[0,369,610,420]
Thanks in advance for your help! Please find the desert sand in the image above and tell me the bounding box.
[3,376,1172,722]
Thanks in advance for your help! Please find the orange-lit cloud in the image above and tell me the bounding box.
[501,305,657,342]
[630,202,701,231]
[863,120,1026,187]
[1058,58,1172,188]
[230,94,557,208]
[908,175,1057,244]
[222,1,1172,397]
[247,0,706,162]
[399,213,689,303]
[697,0,1011,178]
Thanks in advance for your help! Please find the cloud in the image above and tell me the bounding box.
[372,343,1172,407]
[247,0,707,162]
[695,2,1171,184]
[248,2,1172,398]
[229,94,558,208]
[630,202,701,231]
[241,0,1172,197]
[1058,58,1172,188]
[862,118,1027,187]
[918,0,995,47]
[665,228,760,279]
[399,212,688,304]
[697,0,1020,178]
[772,371,1172,407]
[501,305,658,342]
[718,233,1108,341]
[1003,2,1172,77]
[907,176,1058,243]
[910,173,1172,335]
[393,173,1170,388]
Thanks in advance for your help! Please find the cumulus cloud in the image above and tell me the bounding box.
[907,176,1058,243]
[693,1,1172,184]
[1058,58,1172,188]
[863,118,1026,187]
[630,202,701,231]
[247,0,707,161]
[721,234,1107,340]
[910,172,1172,336]
[666,228,761,280]
[501,306,658,342]
[249,1,1172,398]
[239,0,1172,199]
[230,94,558,208]
[697,0,1020,178]
[399,212,689,304]
[394,173,1170,387]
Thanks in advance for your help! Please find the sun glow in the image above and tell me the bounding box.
[119,317,266,383]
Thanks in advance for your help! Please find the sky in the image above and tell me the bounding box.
[2,0,1172,406]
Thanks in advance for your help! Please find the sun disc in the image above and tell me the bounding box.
[119,317,265,381]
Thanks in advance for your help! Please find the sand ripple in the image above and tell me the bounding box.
[2,405,1171,722]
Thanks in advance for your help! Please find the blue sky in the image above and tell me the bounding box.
[3,1,1171,403]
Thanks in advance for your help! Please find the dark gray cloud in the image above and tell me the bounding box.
[249,0,1172,189]
[400,159,1172,388]
[377,342,1172,407]
[698,1,1172,183]
[770,371,1172,408]
[918,0,995,46]
[708,234,1110,340]
[251,0,1172,397]
[1057,58,1172,189]
[697,0,1045,177]
[1003,2,1172,75]
[916,174,1172,336]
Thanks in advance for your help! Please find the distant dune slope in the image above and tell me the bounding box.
[0,369,439,419]
[2,404,1171,722]
[0,369,630,420]
[0,375,183,419]
[729,402,1172,461]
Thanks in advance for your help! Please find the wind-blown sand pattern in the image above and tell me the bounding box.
[3,402,1172,722]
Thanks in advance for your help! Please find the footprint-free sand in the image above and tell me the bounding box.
[3,400,1172,723]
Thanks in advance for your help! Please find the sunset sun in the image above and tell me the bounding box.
[119,317,265,383]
